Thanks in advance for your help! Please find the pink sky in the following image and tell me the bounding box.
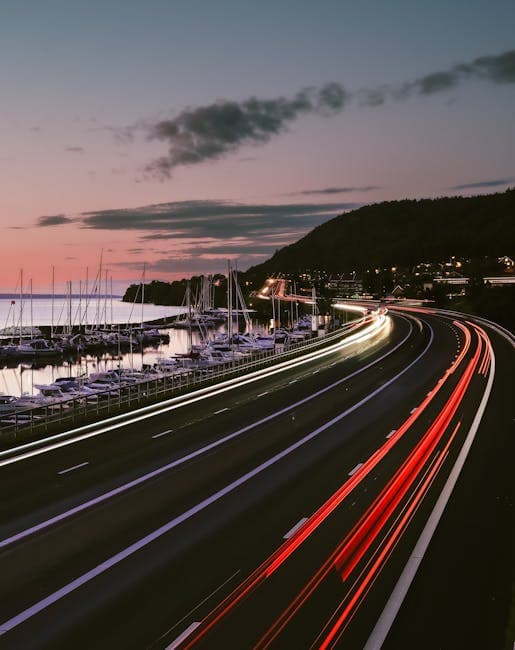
[1,3,514,292]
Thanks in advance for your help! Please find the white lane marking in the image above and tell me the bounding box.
[257,391,269,397]
[57,462,89,476]
[166,622,200,650]
[348,462,364,476]
[0,321,434,633]
[289,379,298,384]
[386,430,396,439]
[160,570,240,644]
[151,429,173,439]
[0,316,388,468]
[283,517,309,540]
[364,335,496,650]
[214,408,229,415]
[433,308,515,346]
[0,316,419,552]
[312,369,320,374]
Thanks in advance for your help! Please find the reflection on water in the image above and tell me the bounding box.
[0,327,208,397]
[0,298,184,329]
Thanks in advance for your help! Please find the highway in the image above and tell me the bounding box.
[0,308,511,649]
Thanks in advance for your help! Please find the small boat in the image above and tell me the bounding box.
[2,338,63,359]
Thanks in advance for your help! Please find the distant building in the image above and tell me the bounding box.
[326,273,363,297]
[391,285,405,297]
[433,276,515,287]
[498,255,514,269]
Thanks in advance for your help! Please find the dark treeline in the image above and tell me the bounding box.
[246,188,515,276]
[122,189,514,329]
[122,275,226,307]
[438,285,515,332]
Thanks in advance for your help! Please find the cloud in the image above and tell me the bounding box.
[394,48,515,100]
[116,257,234,276]
[140,83,350,178]
[73,199,358,271]
[65,146,84,153]
[449,177,515,190]
[458,49,515,84]
[104,49,514,181]
[357,48,515,106]
[36,214,74,227]
[292,186,380,196]
[80,199,358,238]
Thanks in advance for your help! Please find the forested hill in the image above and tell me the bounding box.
[246,189,515,276]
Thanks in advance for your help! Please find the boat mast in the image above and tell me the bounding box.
[84,266,89,331]
[227,260,232,344]
[104,269,108,329]
[186,280,192,352]
[277,283,281,329]
[51,265,55,339]
[79,279,82,334]
[96,249,103,330]
[294,281,299,327]
[30,278,33,340]
[234,262,240,335]
[19,268,23,344]
[271,282,276,333]
[68,280,73,334]
[141,263,146,328]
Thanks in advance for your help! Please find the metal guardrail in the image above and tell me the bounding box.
[0,318,371,441]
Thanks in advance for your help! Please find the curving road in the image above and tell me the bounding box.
[0,308,512,649]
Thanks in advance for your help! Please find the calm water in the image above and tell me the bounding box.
[0,298,272,397]
[0,297,185,330]
[0,297,196,397]
[0,328,211,397]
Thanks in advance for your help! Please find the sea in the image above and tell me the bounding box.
[0,296,184,330]
[0,296,205,398]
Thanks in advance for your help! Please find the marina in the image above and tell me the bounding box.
[0,313,370,437]
[0,266,337,428]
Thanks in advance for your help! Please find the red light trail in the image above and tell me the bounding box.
[182,319,488,649]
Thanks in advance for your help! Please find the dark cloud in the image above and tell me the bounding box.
[74,199,359,271]
[292,186,380,196]
[356,87,389,107]
[356,48,515,106]
[180,241,281,256]
[80,200,358,240]
[37,214,74,227]
[143,83,350,178]
[107,49,513,178]
[115,256,232,276]
[115,255,265,275]
[397,71,460,98]
[395,48,515,100]
[65,146,85,153]
[458,49,515,84]
[449,177,515,190]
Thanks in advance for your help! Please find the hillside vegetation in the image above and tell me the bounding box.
[247,189,515,276]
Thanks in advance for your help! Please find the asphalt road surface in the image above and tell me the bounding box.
[0,308,512,649]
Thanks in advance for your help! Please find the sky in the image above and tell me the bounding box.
[1,0,514,292]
